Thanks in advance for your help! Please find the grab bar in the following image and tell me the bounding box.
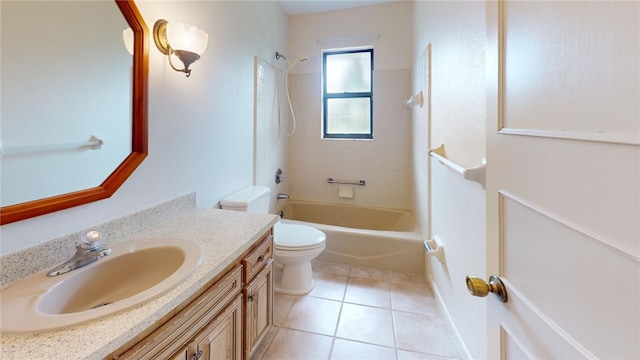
[428,144,486,188]
[327,178,366,186]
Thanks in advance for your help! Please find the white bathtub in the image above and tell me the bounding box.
[277,200,425,274]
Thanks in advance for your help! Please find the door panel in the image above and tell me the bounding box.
[496,136,640,255]
[497,287,588,359]
[486,1,640,359]
[501,1,639,136]
[503,328,531,360]
[502,193,639,358]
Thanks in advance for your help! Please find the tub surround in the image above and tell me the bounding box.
[279,200,418,232]
[0,204,278,359]
[278,200,424,274]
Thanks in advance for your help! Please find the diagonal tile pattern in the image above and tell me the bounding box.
[257,261,462,360]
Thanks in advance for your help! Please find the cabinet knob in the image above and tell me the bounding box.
[192,350,204,360]
[248,293,255,302]
[258,255,265,262]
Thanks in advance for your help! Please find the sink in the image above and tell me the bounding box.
[0,237,202,333]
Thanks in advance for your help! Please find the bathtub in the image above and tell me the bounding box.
[277,200,425,274]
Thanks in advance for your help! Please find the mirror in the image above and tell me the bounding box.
[0,0,148,225]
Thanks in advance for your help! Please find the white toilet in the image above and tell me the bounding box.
[220,186,326,295]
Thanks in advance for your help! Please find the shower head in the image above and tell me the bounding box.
[289,56,308,69]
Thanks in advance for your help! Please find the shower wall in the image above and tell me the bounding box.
[286,2,414,210]
[287,70,412,209]
[254,57,290,213]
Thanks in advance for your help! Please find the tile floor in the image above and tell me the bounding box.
[254,261,462,360]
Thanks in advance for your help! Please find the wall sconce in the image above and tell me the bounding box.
[153,19,208,77]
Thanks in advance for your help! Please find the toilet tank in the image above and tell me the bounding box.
[220,186,271,213]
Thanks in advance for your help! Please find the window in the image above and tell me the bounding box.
[322,48,373,139]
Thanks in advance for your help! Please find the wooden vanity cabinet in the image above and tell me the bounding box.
[180,295,243,360]
[241,235,274,359]
[114,266,243,360]
[111,230,274,360]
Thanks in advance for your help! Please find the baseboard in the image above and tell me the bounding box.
[427,273,473,360]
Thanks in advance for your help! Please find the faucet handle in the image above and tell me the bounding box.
[80,230,104,249]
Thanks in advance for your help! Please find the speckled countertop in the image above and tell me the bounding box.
[0,208,278,360]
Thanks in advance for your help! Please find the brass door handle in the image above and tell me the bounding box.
[465,275,508,303]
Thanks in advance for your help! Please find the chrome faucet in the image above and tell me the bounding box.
[277,193,289,200]
[47,230,111,277]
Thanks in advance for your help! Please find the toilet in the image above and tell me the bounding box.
[220,186,326,295]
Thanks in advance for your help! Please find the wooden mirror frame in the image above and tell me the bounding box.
[0,0,148,225]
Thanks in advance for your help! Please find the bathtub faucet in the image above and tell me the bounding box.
[277,193,289,200]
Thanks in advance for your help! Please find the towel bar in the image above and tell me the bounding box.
[428,144,486,188]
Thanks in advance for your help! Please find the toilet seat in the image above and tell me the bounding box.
[274,223,326,250]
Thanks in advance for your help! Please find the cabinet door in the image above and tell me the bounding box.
[244,262,273,358]
[115,267,243,360]
[191,295,243,360]
[168,347,189,360]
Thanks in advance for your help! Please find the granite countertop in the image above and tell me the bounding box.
[0,208,278,360]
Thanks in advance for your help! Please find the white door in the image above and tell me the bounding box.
[483,1,640,359]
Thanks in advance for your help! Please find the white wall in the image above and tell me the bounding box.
[413,1,487,359]
[1,0,288,255]
[286,2,414,210]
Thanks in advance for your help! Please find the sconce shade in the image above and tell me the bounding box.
[153,19,208,77]
[123,27,134,55]
[166,22,208,55]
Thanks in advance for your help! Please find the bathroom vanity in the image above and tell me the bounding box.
[0,207,278,360]
[113,231,273,359]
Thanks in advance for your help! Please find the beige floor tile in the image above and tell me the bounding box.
[262,328,333,360]
[308,272,348,301]
[388,271,428,285]
[390,281,439,315]
[274,293,300,326]
[330,338,397,360]
[283,296,342,336]
[397,349,460,360]
[264,262,463,360]
[344,277,390,308]
[313,260,351,276]
[349,266,389,281]
[336,303,395,348]
[394,311,460,358]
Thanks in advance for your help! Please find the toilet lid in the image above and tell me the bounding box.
[274,223,326,250]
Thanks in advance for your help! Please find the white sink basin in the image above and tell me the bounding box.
[0,237,202,333]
